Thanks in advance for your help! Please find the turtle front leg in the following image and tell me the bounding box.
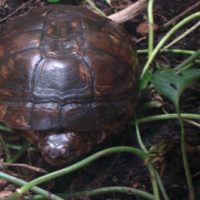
[37,131,108,165]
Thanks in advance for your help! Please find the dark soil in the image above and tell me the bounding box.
[0,0,200,200]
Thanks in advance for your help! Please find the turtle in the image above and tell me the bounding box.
[0,5,139,165]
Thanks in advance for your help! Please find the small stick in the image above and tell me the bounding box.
[162,1,200,28]
[108,0,147,23]
[3,163,47,174]
[0,0,34,22]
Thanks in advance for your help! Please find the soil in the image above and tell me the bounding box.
[0,0,200,200]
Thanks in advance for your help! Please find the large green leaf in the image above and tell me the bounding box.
[150,68,200,107]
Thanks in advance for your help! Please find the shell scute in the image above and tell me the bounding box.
[0,49,41,102]
[61,104,96,131]
[31,103,60,130]
[33,57,93,102]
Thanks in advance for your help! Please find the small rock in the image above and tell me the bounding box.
[136,21,158,36]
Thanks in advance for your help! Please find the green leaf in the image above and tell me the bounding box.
[139,70,152,95]
[150,68,200,107]
[149,139,176,155]
[0,125,13,132]
[175,49,200,70]
[47,0,60,3]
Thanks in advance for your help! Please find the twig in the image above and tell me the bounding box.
[163,20,200,50]
[162,1,200,28]
[85,0,107,17]
[108,0,147,23]
[3,163,47,174]
[0,0,34,22]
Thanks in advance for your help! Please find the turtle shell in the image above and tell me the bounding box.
[0,5,139,133]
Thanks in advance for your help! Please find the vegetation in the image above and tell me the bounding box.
[0,0,200,200]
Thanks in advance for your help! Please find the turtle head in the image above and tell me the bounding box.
[38,132,93,165]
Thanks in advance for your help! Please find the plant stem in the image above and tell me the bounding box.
[135,113,200,124]
[27,186,154,200]
[0,171,63,200]
[135,117,148,152]
[0,134,10,160]
[163,21,200,50]
[137,49,195,55]
[155,171,170,200]
[147,0,154,57]
[176,106,195,200]
[4,146,149,200]
[141,11,200,78]
[135,118,170,200]
[6,143,28,164]
[147,162,160,200]
[175,49,200,71]
[65,186,154,200]
[85,0,107,17]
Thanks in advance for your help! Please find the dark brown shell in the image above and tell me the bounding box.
[0,5,139,132]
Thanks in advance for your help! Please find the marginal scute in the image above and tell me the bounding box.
[4,103,31,129]
[83,30,136,67]
[0,103,8,121]
[31,103,60,130]
[85,48,135,99]
[0,43,5,60]
[61,104,96,131]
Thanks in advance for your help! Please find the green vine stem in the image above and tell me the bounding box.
[0,134,10,161]
[135,118,169,200]
[137,49,195,55]
[141,11,200,78]
[135,113,200,124]
[3,146,149,200]
[155,171,170,200]
[6,143,29,164]
[147,0,154,57]
[63,186,154,200]
[176,106,195,200]
[0,172,154,200]
[30,186,154,200]
[135,117,148,153]
[163,20,200,50]
[85,0,107,17]
[175,49,200,71]
[135,119,160,200]
[0,171,63,200]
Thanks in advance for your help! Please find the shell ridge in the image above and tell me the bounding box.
[79,18,97,131]
[30,10,53,129]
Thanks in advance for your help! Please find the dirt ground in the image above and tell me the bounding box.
[0,0,200,199]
